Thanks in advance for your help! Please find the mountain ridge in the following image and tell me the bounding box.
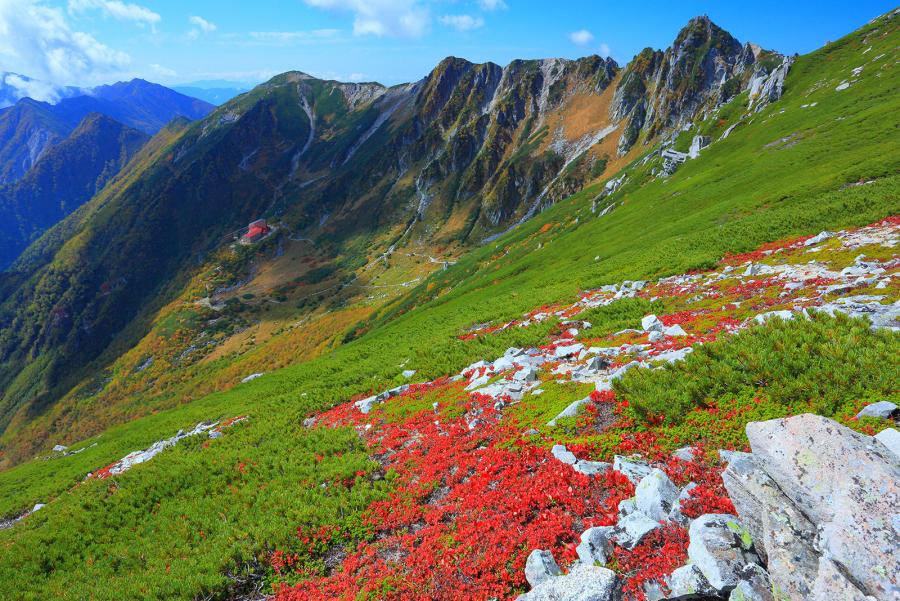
[0,16,792,462]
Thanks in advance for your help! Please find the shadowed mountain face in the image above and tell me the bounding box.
[0,80,213,186]
[0,114,149,269]
[0,18,790,448]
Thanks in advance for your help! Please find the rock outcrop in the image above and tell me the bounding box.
[724,414,900,600]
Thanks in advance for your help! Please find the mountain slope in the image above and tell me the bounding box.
[0,9,896,601]
[0,113,149,269]
[0,19,795,448]
[0,80,212,186]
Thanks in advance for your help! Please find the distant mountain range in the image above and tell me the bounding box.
[172,84,251,105]
[0,114,148,269]
[0,79,213,186]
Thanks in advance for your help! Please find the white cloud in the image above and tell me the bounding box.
[569,29,594,45]
[478,0,507,10]
[1,72,64,104]
[0,0,130,89]
[347,72,366,82]
[68,0,160,30]
[304,0,430,38]
[598,43,611,58]
[149,63,176,78]
[188,15,216,33]
[248,29,340,44]
[439,14,483,31]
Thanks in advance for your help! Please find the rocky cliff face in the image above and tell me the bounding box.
[611,16,788,154]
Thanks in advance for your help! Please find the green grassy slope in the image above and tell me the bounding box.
[0,12,897,601]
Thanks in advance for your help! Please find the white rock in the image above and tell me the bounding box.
[753,310,794,324]
[52,445,68,452]
[641,315,665,332]
[613,455,653,484]
[616,511,661,549]
[548,398,590,426]
[31,503,45,513]
[576,526,614,565]
[517,564,619,601]
[667,564,717,598]
[635,468,679,522]
[874,428,900,460]
[855,400,898,419]
[241,372,264,383]
[729,564,775,601]
[664,324,687,337]
[554,342,585,359]
[573,460,612,476]
[524,549,561,588]
[551,444,578,465]
[804,231,834,246]
[401,369,417,378]
[648,330,665,343]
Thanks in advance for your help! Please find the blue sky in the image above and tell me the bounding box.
[0,0,895,94]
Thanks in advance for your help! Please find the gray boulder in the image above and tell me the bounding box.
[855,400,898,419]
[687,514,759,593]
[517,564,619,601]
[635,468,679,522]
[576,526,614,566]
[746,414,900,599]
[525,549,561,588]
[616,511,660,549]
[721,452,818,598]
[613,455,653,484]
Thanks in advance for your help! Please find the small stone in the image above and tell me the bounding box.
[524,549,561,588]
[208,430,223,439]
[648,330,665,343]
[855,400,898,419]
[672,446,696,462]
[573,460,612,476]
[667,564,717,598]
[551,444,578,465]
[576,526,614,566]
[31,503,45,513]
[52,445,67,453]
[641,315,665,332]
[664,324,687,337]
[401,369,417,378]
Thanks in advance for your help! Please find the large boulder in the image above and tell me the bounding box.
[525,549,561,588]
[855,401,898,419]
[875,427,900,460]
[721,452,818,598]
[635,468,679,522]
[687,514,760,593]
[517,564,620,601]
[746,414,900,599]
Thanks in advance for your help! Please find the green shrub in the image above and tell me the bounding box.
[616,313,899,424]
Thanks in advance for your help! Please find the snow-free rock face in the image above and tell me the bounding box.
[725,414,900,600]
[611,16,788,155]
[635,468,679,522]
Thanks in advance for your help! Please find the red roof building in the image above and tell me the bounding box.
[241,219,271,244]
